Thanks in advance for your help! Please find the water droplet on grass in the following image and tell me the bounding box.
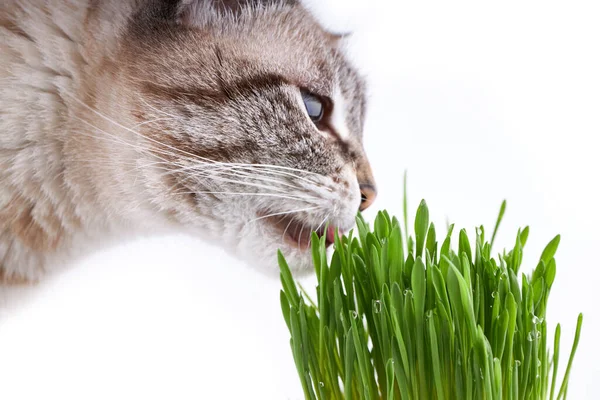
[515,360,521,367]
[319,382,325,388]
[374,300,382,313]
[351,311,358,319]
[532,315,544,325]
[492,291,497,298]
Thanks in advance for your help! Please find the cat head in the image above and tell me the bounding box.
[118,0,376,274]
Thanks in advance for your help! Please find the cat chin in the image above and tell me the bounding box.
[223,219,315,278]
[231,218,357,279]
[236,240,318,278]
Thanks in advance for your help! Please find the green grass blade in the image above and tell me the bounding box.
[414,200,429,258]
[344,328,355,400]
[386,358,396,400]
[550,324,561,400]
[428,313,446,400]
[490,200,506,249]
[557,313,583,399]
[540,235,561,266]
[280,290,291,331]
[278,197,583,400]
[403,171,409,246]
[278,250,299,309]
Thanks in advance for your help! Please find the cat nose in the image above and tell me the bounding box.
[355,153,377,212]
[359,183,377,212]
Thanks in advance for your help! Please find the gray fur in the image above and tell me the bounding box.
[0,0,375,283]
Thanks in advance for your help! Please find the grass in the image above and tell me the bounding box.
[278,183,583,400]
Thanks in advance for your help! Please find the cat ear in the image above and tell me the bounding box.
[176,0,298,26]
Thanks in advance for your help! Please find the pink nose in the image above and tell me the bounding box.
[359,183,377,211]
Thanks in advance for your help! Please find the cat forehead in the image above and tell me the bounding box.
[126,1,367,136]
[203,7,366,121]
[190,5,355,90]
[128,0,364,89]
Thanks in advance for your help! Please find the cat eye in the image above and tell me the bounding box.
[302,93,324,122]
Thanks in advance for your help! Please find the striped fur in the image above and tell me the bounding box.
[0,0,375,283]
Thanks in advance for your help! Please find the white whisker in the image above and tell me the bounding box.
[282,217,295,243]
[315,214,330,234]
[170,190,311,202]
[246,206,321,225]
[129,117,177,130]
[65,93,222,165]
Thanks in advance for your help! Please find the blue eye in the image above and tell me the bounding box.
[302,93,324,122]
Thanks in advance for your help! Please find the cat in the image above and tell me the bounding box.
[0,0,376,285]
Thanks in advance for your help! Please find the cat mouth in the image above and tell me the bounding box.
[261,212,339,250]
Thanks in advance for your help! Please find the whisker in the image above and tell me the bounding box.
[315,214,330,234]
[282,217,295,243]
[129,117,178,130]
[66,94,332,198]
[157,164,307,192]
[169,190,311,202]
[70,119,175,164]
[210,164,319,184]
[66,93,222,165]
[246,206,321,225]
[297,222,306,249]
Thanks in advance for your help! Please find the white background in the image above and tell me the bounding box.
[1,0,599,399]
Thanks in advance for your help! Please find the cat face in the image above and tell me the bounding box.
[122,0,376,274]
